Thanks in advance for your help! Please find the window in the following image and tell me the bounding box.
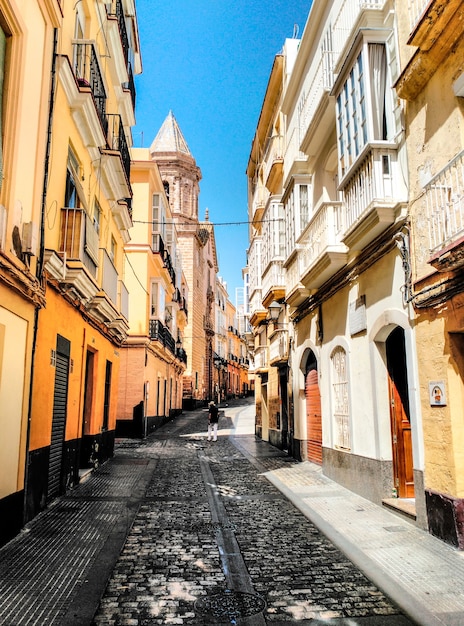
[150,281,165,320]
[262,202,285,268]
[284,178,312,255]
[336,42,394,178]
[331,346,350,450]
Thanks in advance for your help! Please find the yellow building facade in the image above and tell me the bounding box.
[117,148,187,435]
[25,0,141,524]
[396,0,464,547]
[0,0,61,545]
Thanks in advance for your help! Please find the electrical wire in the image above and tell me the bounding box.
[124,251,149,295]
[132,218,283,227]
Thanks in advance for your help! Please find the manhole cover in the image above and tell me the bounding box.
[195,589,266,619]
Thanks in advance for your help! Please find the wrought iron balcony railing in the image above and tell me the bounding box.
[105,113,130,183]
[106,0,129,66]
[149,319,176,355]
[72,41,107,131]
[124,61,136,110]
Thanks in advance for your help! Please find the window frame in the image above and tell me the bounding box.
[335,36,396,181]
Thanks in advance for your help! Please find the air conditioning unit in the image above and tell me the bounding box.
[22,221,38,256]
[0,205,6,250]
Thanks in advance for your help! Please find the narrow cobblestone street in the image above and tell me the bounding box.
[0,401,416,625]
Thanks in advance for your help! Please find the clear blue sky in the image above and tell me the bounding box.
[133,1,313,302]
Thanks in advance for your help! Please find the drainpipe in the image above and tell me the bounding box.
[23,28,58,523]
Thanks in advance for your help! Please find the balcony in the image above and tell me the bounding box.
[408,0,432,32]
[149,319,176,356]
[269,327,289,366]
[261,260,285,308]
[396,0,462,100]
[299,54,335,158]
[426,150,464,272]
[248,289,267,327]
[163,248,176,287]
[251,183,268,230]
[112,199,132,243]
[299,201,348,291]
[340,144,407,251]
[100,113,132,200]
[152,234,176,287]
[254,345,269,373]
[105,0,130,91]
[332,0,387,65]
[124,61,136,111]
[285,255,310,308]
[72,41,107,131]
[263,135,283,194]
[58,47,106,156]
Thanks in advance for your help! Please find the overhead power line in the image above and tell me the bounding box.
[132,218,283,227]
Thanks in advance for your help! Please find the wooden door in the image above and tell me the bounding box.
[388,374,414,498]
[305,369,322,464]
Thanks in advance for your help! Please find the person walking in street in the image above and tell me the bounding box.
[207,401,219,441]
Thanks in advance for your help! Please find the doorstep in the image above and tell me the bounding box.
[382,497,417,520]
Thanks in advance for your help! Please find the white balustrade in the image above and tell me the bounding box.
[408,0,431,33]
[333,0,386,60]
[262,260,285,298]
[341,146,399,232]
[298,201,344,276]
[425,149,464,253]
[263,135,283,185]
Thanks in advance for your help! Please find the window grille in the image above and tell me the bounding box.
[331,346,351,450]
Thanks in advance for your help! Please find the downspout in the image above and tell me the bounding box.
[23,27,58,522]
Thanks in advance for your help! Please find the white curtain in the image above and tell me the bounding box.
[369,44,387,140]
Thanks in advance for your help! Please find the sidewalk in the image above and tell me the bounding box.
[260,455,464,626]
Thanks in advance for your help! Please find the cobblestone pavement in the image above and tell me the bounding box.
[89,403,414,626]
[0,401,417,626]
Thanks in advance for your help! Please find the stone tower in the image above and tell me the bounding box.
[150,112,217,407]
[150,110,201,224]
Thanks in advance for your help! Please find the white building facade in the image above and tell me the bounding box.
[247,0,425,526]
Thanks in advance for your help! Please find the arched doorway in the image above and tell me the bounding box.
[305,351,322,464]
[386,326,414,498]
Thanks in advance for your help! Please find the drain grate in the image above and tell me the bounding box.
[194,589,266,619]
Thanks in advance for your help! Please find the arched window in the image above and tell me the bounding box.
[331,346,350,450]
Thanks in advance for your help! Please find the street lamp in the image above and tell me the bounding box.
[267,300,282,325]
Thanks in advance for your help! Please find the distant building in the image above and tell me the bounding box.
[117,148,187,436]
[150,112,219,407]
